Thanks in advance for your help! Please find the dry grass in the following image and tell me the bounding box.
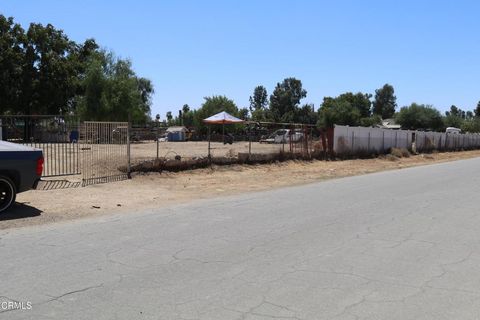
[390,147,411,158]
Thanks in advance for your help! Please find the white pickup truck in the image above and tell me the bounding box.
[260,129,303,144]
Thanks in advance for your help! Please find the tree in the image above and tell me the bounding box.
[317,92,377,128]
[193,95,239,133]
[444,114,464,129]
[336,92,372,118]
[269,78,307,122]
[249,85,269,121]
[166,111,173,122]
[395,103,444,131]
[475,101,480,118]
[444,105,464,128]
[373,84,397,119]
[0,14,152,121]
[0,16,25,113]
[182,104,190,114]
[461,118,480,133]
[296,104,318,125]
[317,97,361,127]
[249,86,268,112]
[76,52,153,122]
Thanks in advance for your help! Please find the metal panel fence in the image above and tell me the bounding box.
[333,125,480,155]
[81,121,129,186]
[0,115,80,177]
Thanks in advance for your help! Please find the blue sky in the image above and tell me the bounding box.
[2,0,479,119]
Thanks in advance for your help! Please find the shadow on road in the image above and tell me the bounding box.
[0,203,42,221]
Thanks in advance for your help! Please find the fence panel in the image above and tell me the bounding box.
[82,121,129,186]
[0,115,80,177]
[333,125,480,156]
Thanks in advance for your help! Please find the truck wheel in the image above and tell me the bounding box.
[0,176,16,213]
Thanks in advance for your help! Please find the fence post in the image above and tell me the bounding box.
[248,126,252,161]
[382,131,385,153]
[351,131,355,152]
[156,123,159,160]
[127,114,131,179]
[367,131,371,153]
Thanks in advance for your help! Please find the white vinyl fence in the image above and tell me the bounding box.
[333,125,480,155]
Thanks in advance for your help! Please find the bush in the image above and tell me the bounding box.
[390,148,410,158]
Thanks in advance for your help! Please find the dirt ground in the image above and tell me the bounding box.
[3,149,480,230]
[130,141,296,163]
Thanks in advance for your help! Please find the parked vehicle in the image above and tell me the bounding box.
[260,129,303,144]
[446,127,461,134]
[0,141,43,213]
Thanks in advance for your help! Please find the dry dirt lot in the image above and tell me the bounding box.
[130,141,299,163]
[2,150,480,230]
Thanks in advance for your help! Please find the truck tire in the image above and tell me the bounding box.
[0,176,16,213]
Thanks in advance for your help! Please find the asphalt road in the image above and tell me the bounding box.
[2,158,480,320]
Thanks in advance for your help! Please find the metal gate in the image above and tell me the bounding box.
[0,115,80,177]
[82,121,129,186]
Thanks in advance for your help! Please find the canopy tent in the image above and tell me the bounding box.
[203,111,244,124]
[203,111,245,158]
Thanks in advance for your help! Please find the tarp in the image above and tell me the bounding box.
[166,126,188,133]
[203,111,244,124]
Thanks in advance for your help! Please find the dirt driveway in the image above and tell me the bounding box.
[3,150,480,230]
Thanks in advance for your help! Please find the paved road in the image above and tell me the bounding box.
[2,158,480,319]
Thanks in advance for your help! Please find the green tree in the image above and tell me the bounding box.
[0,14,152,121]
[461,118,480,133]
[444,105,464,128]
[395,103,444,131]
[249,85,269,121]
[249,86,268,110]
[166,111,173,125]
[193,95,239,133]
[336,92,372,118]
[0,16,25,113]
[317,97,361,128]
[269,77,307,122]
[317,92,377,128]
[296,104,318,125]
[76,52,153,122]
[238,107,250,120]
[373,84,397,119]
[474,101,480,118]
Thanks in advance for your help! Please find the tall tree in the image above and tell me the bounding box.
[249,85,268,113]
[269,77,307,122]
[372,84,397,119]
[249,85,269,121]
[0,16,25,113]
[76,52,153,122]
[166,111,173,124]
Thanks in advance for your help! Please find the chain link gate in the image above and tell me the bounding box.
[81,121,129,186]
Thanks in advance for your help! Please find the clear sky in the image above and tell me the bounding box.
[2,0,479,119]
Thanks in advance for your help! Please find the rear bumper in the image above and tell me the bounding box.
[32,178,40,190]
